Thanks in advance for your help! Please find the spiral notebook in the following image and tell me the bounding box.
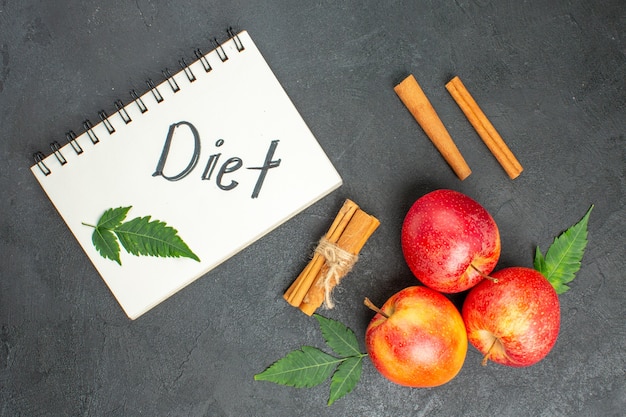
[30,29,342,320]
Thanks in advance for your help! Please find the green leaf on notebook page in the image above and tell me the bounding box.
[115,216,201,262]
[89,206,130,265]
[92,226,122,265]
[97,206,132,230]
[534,205,593,294]
[84,207,200,265]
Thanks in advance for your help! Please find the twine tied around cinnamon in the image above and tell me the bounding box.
[283,199,380,315]
[314,237,359,309]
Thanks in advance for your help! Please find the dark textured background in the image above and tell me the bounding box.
[1,1,624,416]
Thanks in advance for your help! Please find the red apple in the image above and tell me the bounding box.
[401,189,501,293]
[365,286,467,387]
[462,267,560,367]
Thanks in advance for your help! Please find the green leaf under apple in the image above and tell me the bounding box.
[254,314,366,406]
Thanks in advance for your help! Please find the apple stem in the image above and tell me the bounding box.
[482,338,499,366]
[363,297,390,319]
[470,263,499,283]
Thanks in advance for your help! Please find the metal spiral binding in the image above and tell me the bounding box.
[32,27,246,176]
[130,89,148,113]
[162,68,180,93]
[228,27,245,52]
[194,48,212,72]
[34,151,51,176]
[98,110,115,134]
[50,141,67,165]
[212,38,229,62]
[115,99,132,124]
[83,119,99,144]
[179,58,196,82]
[146,78,164,103]
[66,130,83,155]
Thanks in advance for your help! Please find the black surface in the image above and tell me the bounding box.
[1,1,625,416]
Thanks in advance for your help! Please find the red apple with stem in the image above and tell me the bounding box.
[462,267,560,367]
[401,189,501,293]
[364,286,468,387]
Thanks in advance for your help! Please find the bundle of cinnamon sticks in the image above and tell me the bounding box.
[283,199,379,316]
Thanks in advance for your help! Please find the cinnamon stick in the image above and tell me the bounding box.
[445,76,523,179]
[284,199,379,316]
[394,74,472,180]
